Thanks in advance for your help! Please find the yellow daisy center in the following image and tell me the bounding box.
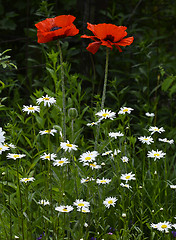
[125,176,131,180]
[4,144,8,147]
[82,209,87,212]
[90,164,96,167]
[63,208,68,212]
[0,147,2,150]
[154,128,159,131]
[43,97,50,100]
[24,178,30,181]
[58,160,64,164]
[45,130,51,133]
[123,109,128,112]
[28,107,35,110]
[13,154,19,158]
[85,157,91,161]
[108,200,113,204]
[66,144,72,147]
[161,224,167,229]
[78,203,85,207]
[100,180,107,183]
[154,153,160,157]
[102,113,109,117]
[45,156,50,159]
[144,138,148,141]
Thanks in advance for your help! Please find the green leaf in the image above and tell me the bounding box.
[161,75,175,91]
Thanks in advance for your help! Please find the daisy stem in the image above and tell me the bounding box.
[16,160,25,240]
[57,40,66,142]
[164,154,168,214]
[94,48,109,150]
[5,166,11,240]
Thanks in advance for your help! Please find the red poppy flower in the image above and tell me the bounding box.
[35,15,79,43]
[81,23,134,54]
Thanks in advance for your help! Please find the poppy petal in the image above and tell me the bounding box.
[117,36,134,46]
[81,34,99,41]
[35,15,78,43]
[64,24,79,37]
[89,23,127,42]
[54,15,76,28]
[86,41,102,54]
[101,40,113,49]
[36,30,53,43]
[114,45,122,52]
[35,18,55,32]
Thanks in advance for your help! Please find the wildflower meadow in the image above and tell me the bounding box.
[0,1,176,240]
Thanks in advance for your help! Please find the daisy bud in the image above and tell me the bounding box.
[122,213,126,218]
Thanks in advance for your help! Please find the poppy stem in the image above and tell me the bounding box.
[57,40,66,142]
[101,47,109,110]
[95,48,109,150]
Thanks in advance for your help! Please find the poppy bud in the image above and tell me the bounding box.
[68,108,78,120]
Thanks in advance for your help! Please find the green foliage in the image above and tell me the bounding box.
[0,0,176,239]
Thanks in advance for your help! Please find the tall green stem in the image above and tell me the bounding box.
[95,48,109,150]
[101,47,109,110]
[16,160,24,240]
[57,40,66,141]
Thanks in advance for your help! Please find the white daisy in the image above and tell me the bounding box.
[150,223,158,229]
[0,144,9,154]
[103,197,117,208]
[22,105,40,114]
[170,185,176,189]
[83,162,101,170]
[120,183,132,189]
[84,223,88,227]
[60,140,78,152]
[0,127,5,143]
[39,129,57,136]
[118,107,134,115]
[158,138,174,144]
[147,149,166,161]
[146,112,155,117]
[120,172,136,183]
[36,95,56,107]
[121,156,129,163]
[111,149,121,158]
[53,158,69,166]
[73,199,90,209]
[7,153,26,160]
[109,131,124,138]
[20,177,35,183]
[40,152,57,161]
[79,151,98,163]
[96,177,111,185]
[81,177,95,183]
[138,136,154,145]
[55,205,74,213]
[87,121,99,127]
[102,150,113,156]
[155,221,172,232]
[4,143,16,148]
[38,199,50,205]
[96,109,116,120]
[148,126,165,135]
[77,207,90,213]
